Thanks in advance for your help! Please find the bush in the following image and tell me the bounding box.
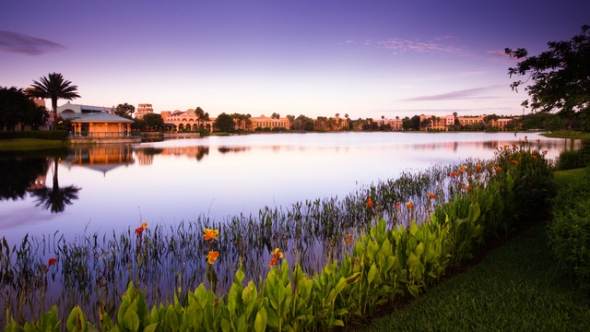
[556,149,588,170]
[548,168,590,292]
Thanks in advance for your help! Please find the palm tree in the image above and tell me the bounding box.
[29,73,80,129]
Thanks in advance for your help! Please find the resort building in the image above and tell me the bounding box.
[160,109,291,132]
[135,104,154,119]
[57,102,138,143]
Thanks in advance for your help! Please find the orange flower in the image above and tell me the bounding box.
[451,171,458,177]
[536,139,541,143]
[367,195,373,208]
[427,192,435,200]
[270,248,283,267]
[203,228,219,241]
[48,258,57,268]
[406,201,414,209]
[207,251,219,264]
[494,166,502,173]
[142,222,148,229]
[135,227,144,235]
[272,248,283,259]
[344,233,353,245]
[475,164,482,172]
[395,202,400,209]
[467,185,472,191]
[511,159,518,165]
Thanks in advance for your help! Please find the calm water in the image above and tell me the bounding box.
[0,132,575,243]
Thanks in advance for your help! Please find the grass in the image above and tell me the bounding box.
[360,169,590,331]
[0,138,69,151]
[542,130,590,139]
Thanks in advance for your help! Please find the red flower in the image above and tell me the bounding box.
[427,192,435,200]
[367,196,373,208]
[48,258,57,268]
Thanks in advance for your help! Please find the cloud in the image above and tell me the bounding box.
[377,37,466,55]
[402,86,503,101]
[0,30,65,55]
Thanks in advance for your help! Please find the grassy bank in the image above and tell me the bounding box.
[542,130,590,139]
[361,169,590,331]
[0,138,69,151]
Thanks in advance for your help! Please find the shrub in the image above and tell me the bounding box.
[548,168,590,292]
[556,149,588,170]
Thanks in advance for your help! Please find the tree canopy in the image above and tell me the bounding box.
[506,25,590,114]
[115,103,135,119]
[215,113,235,132]
[0,87,48,130]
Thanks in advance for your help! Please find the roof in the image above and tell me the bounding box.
[70,113,134,123]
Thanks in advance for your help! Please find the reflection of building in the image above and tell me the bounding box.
[58,102,139,144]
[135,104,154,120]
[64,145,135,175]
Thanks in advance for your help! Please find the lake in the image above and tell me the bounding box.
[0,132,576,243]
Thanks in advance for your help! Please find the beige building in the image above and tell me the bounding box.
[161,109,291,132]
[135,104,154,120]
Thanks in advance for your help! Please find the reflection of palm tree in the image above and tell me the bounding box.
[30,158,80,213]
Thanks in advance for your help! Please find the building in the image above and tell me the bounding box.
[135,104,154,119]
[57,102,139,144]
[160,109,291,132]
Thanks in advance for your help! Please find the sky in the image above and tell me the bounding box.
[1,0,588,119]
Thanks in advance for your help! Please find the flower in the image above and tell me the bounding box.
[475,164,482,172]
[451,171,458,177]
[511,159,518,165]
[367,195,373,208]
[203,228,219,241]
[48,258,57,268]
[460,165,468,170]
[142,222,148,229]
[207,251,219,264]
[395,202,400,209]
[135,227,144,235]
[344,233,353,245]
[494,166,502,173]
[427,192,435,200]
[406,201,414,209]
[467,185,472,191]
[270,248,283,267]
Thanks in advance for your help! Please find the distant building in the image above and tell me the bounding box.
[135,104,154,119]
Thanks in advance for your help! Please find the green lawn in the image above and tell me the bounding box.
[542,130,590,139]
[0,138,69,151]
[361,169,590,331]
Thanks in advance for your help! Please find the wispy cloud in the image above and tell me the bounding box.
[377,37,466,55]
[402,85,503,101]
[0,30,65,55]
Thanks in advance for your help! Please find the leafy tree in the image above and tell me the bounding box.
[0,87,48,130]
[271,112,281,119]
[291,115,314,131]
[410,115,421,130]
[506,25,590,114]
[28,73,80,129]
[143,113,164,131]
[115,103,135,119]
[402,116,413,130]
[215,113,235,132]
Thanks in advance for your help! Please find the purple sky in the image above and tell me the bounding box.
[1,0,588,118]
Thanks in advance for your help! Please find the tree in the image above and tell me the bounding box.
[506,25,590,114]
[215,113,235,132]
[0,87,48,130]
[143,113,164,131]
[115,103,135,119]
[271,112,280,119]
[28,73,80,129]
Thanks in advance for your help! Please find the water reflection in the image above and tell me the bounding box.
[64,145,135,175]
[0,152,50,201]
[28,158,81,213]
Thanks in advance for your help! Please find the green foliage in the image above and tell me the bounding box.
[556,149,589,170]
[506,25,590,114]
[548,167,590,292]
[214,113,235,132]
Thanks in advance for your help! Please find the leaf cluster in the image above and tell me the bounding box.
[506,25,590,113]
